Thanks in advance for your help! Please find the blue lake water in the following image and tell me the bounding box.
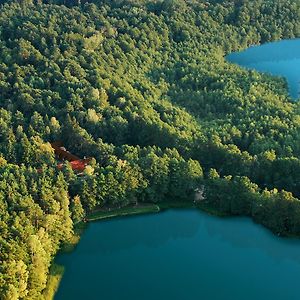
[55,209,300,300]
[227,39,300,99]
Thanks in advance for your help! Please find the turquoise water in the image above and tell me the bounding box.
[227,39,300,99]
[55,210,300,300]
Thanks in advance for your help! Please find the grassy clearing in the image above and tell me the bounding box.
[87,204,160,222]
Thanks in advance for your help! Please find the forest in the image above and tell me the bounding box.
[1,0,300,299]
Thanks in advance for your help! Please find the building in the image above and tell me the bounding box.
[51,141,93,173]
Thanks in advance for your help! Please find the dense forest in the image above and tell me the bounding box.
[1,0,300,298]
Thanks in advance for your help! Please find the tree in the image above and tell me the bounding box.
[70,195,85,223]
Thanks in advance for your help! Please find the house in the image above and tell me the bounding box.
[51,141,93,173]
[51,141,80,161]
[56,158,92,173]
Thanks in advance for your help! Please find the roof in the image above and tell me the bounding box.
[51,141,80,162]
[51,141,93,172]
[57,158,93,172]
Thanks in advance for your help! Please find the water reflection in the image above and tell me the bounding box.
[66,210,201,255]
[202,213,300,264]
[56,210,300,300]
[227,38,300,99]
[58,209,300,264]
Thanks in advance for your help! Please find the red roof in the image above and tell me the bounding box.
[57,158,92,172]
[51,141,80,162]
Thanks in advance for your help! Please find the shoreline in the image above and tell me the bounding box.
[44,203,161,299]
[87,203,161,222]
[44,198,299,299]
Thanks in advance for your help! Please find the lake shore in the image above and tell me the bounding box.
[56,200,229,255]
[87,203,161,222]
[46,194,300,299]
[44,202,161,298]
[54,208,300,300]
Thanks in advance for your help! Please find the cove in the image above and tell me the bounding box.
[227,38,300,99]
[55,209,300,300]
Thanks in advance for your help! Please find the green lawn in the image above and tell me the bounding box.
[87,204,160,222]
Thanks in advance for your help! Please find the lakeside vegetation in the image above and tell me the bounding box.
[42,264,65,300]
[1,0,300,299]
[87,204,160,221]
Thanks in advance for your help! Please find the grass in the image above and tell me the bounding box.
[87,204,160,222]
[43,264,65,300]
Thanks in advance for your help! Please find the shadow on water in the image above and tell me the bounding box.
[57,209,300,264]
[55,209,300,300]
[227,38,300,99]
[202,213,300,264]
[57,209,202,256]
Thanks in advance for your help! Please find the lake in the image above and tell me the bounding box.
[227,38,300,99]
[55,209,300,300]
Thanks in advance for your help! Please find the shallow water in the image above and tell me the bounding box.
[227,39,300,99]
[55,209,300,300]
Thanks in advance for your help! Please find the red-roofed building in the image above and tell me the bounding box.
[57,158,92,173]
[51,142,93,173]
